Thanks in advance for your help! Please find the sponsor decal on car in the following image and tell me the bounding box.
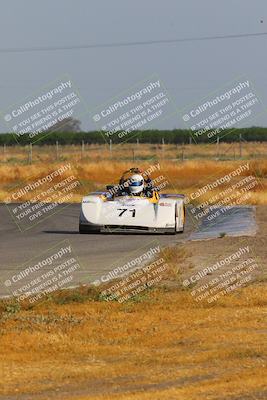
[159,202,172,207]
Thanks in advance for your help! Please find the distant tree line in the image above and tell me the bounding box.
[1,127,267,146]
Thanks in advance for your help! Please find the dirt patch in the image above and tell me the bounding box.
[180,206,267,298]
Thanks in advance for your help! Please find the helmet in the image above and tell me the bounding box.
[128,174,144,195]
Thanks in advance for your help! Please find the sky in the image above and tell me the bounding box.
[0,0,266,132]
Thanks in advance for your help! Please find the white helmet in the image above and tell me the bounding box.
[128,174,144,195]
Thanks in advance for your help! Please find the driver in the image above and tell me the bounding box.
[128,173,145,196]
[118,168,155,197]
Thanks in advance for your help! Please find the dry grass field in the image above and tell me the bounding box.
[0,283,266,400]
[0,143,267,204]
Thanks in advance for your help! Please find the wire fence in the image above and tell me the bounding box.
[1,139,267,164]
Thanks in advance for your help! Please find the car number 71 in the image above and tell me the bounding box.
[117,208,136,217]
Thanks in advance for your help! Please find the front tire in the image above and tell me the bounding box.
[79,224,88,234]
[79,224,100,234]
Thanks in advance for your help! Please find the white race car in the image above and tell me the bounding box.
[79,188,185,234]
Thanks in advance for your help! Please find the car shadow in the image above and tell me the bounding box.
[43,230,80,234]
[43,230,176,236]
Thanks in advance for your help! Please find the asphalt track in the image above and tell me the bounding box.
[0,203,193,297]
[0,203,256,298]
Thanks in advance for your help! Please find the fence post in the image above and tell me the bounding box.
[239,133,242,158]
[28,143,32,164]
[56,141,59,160]
[81,140,85,159]
[181,142,185,162]
[216,137,220,159]
[109,139,112,155]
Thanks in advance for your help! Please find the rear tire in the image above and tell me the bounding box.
[175,220,184,233]
[175,204,185,233]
